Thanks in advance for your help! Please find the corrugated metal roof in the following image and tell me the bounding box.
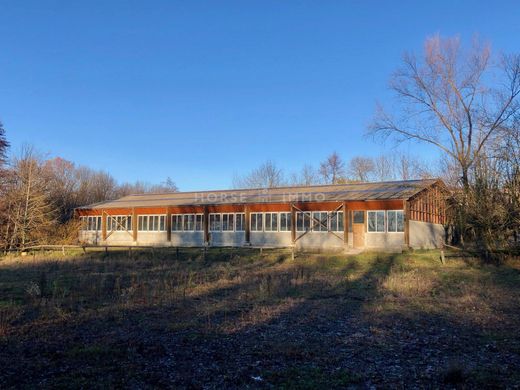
[79,179,440,209]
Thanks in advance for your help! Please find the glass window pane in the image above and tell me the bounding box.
[377,211,385,232]
[337,211,344,231]
[265,213,271,231]
[272,213,278,231]
[235,214,244,231]
[354,211,364,224]
[368,212,376,232]
[195,214,203,231]
[331,212,343,232]
[210,214,221,231]
[388,211,396,232]
[397,211,404,232]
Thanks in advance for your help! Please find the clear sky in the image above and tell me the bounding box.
[1,1,519,190]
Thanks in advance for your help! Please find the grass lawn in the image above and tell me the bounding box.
[0,248,519,388]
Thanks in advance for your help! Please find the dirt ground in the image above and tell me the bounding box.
[1,248,519,388]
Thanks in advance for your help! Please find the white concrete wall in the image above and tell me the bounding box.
[137,231,169,246]
[210,232,244,246]
[170,232,205,247]
[295,232,345,249]
[79,231,102,245]
[250,232,292,247]
[79,226,429,251]
[365,232,404,250]
[409,220,445,249]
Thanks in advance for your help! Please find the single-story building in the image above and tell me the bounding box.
[76,179,448,250]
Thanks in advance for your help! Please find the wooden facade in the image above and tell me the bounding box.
[76,179,449,249]
[407,182,448,225]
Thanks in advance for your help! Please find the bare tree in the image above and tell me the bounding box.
[0,121,8,167]
[369,35,520,189]
[373,154,396,181]
[233,161,285,188]
[319,152,345,184]
[42,157,80,222]
[395,153,432,180]
[116,177,179,196]
[1,147,55,250]
[290,164,321,186]
[347,156,375,182]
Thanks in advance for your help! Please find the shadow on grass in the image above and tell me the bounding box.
[0,250,519,388]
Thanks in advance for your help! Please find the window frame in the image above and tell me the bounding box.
[387,210,405,233]
[195,214,204,231]
[330,211,344,232]
[183,214,196,232]
[222,213,235,231]
[367,210,386,233]
[296,211,311,232]
[250,213,263,232]
[235,213,245,232]
[106,215,132,232]
[171,214,183,231]
[209,213,222,232]
[312,211,329,232]
[264,212,279,232]
[138,215,166,232]
[279,212,292,232]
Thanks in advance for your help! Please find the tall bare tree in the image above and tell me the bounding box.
[290,164,321,186]
[372,154,395,181]
[0,121,8,167]
[369,35,520,189]
[233,160,285,189]
[319,152,345,184]
[2,147,55,250]
[347,156,374,182]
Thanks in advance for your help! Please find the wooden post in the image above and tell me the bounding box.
[404,200,410,248]
[244,205,251,244]
[101,210,107,241]
[166,208,172,242]
[132,208,138,242]
[290,204,296,244]
[343,202,348,247]
[203,206,209,245]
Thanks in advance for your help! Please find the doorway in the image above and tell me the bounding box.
[352,210,365,248]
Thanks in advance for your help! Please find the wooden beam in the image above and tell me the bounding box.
[166,208,172,242]
[404,200,410,248]
[244,205,251,244]
[132,208,138,242]
[101,210,107,241]
[343,202,348,246]
[290,204,296,244]
[203,206,209,245]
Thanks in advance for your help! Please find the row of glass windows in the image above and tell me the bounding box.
[367,210,404,232]
[249,211,344,232]
[81,210,403,233]
[79,216,102,231]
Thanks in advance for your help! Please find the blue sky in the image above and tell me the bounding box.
[1,1,519,190]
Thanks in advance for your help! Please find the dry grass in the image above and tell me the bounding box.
[0,247,519,388]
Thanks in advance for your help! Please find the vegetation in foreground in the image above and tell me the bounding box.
[0,248,519,388]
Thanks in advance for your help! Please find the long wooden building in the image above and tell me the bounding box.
[77,179,448,250]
